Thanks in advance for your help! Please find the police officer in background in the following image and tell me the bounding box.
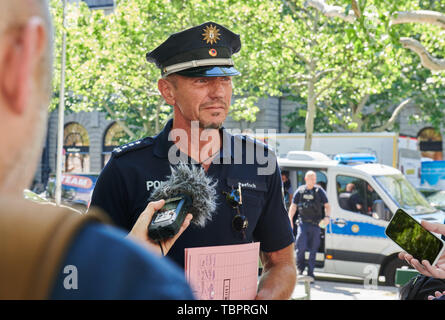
[90,22,296,300]
[281,170,293,210]
[288,171,330,281]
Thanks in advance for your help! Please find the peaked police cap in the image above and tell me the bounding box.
[146,22,241,77]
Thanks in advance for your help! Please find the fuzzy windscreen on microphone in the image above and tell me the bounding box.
[149,162,218,227]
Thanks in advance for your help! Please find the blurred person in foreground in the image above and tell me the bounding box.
[0,0,194,300]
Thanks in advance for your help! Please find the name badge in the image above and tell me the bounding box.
[226,178,267,192]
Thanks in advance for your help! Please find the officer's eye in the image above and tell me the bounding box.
[195,78,208,84]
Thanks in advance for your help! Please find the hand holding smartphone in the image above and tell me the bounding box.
[385,209,445,266]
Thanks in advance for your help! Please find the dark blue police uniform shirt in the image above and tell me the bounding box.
[50,223,195,299]
[90,119,294,268]
[292,185,328,220]
[292,185,328,206]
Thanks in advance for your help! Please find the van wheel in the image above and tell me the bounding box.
[383,258,409,286]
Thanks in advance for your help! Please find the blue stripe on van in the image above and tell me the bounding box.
[327,220,387,238]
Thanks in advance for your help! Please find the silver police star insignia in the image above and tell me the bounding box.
[202,24,220,45]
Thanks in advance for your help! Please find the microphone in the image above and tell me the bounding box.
[148,162,217,240]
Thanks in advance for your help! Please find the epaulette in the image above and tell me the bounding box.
[234,134,276,154]
[112,137,154,158]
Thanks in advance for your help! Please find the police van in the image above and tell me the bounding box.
[279,151,444,286]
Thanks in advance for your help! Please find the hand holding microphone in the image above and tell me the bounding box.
[128,199,193,256]
[128,163,217,256]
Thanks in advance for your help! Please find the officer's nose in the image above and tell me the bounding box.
[208,77,227,99]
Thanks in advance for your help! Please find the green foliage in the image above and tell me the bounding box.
[49,0,445,143]
[50,0,266,140]
[316,0,445,132]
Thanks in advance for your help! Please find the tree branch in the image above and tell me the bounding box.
[314,67,346,100]
[351,0,361,19]
[399,37,445,71]
[354,93,371,115]
[287,73,312,81]
[281,0,298,15]
[102,103,136,139]
[350,94,370,131]
[282,44,311,66]
[304,0,356,22]
[314,68,336,81]
[287,81,308,89]
[390,10,445,29]
[374,98,413,132]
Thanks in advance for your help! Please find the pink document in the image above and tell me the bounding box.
[185,242,260,300]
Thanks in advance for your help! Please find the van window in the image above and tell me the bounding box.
[375,174,435,215]
[336,175,391,221]
[293,168,327,191]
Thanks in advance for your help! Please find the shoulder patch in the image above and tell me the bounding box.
[112,137,154,158]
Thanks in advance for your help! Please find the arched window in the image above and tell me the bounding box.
[417,127,443,161]
[63,122,90,173]
[102,122,128,168]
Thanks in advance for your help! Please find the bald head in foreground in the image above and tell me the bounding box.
[0,0,52,195]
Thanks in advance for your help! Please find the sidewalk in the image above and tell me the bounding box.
[291,272,399,300]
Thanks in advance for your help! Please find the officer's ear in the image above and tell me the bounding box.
[158,77,177,106]
[0,17,47,115]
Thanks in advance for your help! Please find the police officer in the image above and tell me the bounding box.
[288,171,331,281]
[90,22,296,300]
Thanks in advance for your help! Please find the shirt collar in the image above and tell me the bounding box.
[153,119,235,161]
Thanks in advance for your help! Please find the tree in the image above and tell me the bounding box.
[50,0,444,148]
[304,0,445,133]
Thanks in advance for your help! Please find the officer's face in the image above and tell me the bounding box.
[160,74,232,129]
[305,174,316,188]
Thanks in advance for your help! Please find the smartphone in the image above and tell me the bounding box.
[385,208,445,266]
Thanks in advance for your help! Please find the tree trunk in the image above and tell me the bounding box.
[351,94,370,132]
[304,77,316,150]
